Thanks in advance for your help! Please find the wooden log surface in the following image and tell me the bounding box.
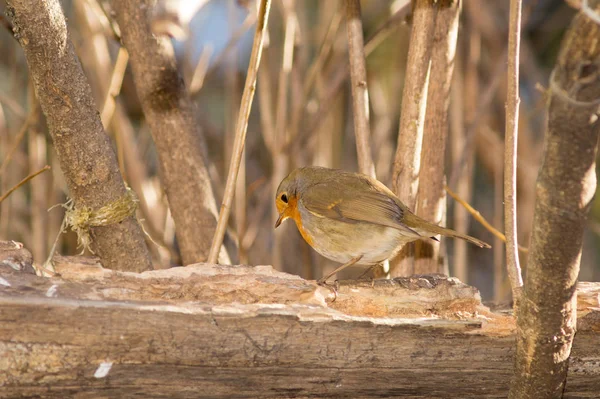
[1,253,599,398]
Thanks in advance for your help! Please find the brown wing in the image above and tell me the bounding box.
[300,179,421,238]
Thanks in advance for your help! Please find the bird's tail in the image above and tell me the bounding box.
[404,213,491,248]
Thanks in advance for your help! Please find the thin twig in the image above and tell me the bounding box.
[302,7,342,103]
[208,0,271,264]
[286,4,342,144]
[582,0,600,25]
[202,11,258,84]
[0,106,38,177]
[101,47,129,175]
[345,0,375,177]
[288,3,411,152]
[0,165,50,204]
[271,0,296,269]
[100,47,129,128]
[445,185,528,253]
[448,49,506,188]
[0,92,26,119]
[91,0,121,40]
[504,0,524,299]
[392,0,437,206]
[188,44,214,94]
[226,0,246,265]
[257,54,276,153]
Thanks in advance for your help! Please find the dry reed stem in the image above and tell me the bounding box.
[504,0,524,299]
[445,185,528,253]
[452,16,479,283]
[100,46,129,175]
[0,92,26,119]
[287,4,342,145]
[413,0,460,274]
[188,45,213,94]
[0,107,38,177]
[291,4,410,153]
[27,87,48,264]
[257,55,276,153]
[345,0,375,178]
[226,0,246,264]
[392,0,436,205]
[448,48,506,188]
[448,58,467,282]
[202,12,258,85]
[0,165,50,204]
[390,0,437,276]
[100,47,129,128]
[493,144,507,301]
[208,0,272,264]
[271,0,297,270]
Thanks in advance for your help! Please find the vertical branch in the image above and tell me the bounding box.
[208,0,272,264]
[226,0,245,264]
[493,140,506,301]
[510,6,600,397]
[76,0,174,264]
[6,0,152,272]
[111,0,231,266]
[392,0,437,204]
[413,0,460,274]
[344,0,375,177]
[449,56,467,282]
[504,0,524,299]
[453,12,480,283]
[27,95,49,264]
[271,0,296,270]
[390,0,438,276]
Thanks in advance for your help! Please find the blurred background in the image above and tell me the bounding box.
[0,0,598,301]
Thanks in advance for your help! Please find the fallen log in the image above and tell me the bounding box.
[0,255,599,398]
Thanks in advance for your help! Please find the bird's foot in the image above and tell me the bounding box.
[317,278,339,302]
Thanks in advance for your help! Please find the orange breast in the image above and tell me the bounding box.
[288,197,314,247]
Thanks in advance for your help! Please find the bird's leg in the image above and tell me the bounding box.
[355,262,382,280]
[318,255,363,285]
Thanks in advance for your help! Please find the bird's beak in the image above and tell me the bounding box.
[275,213,284,228]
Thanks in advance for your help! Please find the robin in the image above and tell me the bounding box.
[275,166,490,284]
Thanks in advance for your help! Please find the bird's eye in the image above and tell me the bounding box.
[280,193,288,203]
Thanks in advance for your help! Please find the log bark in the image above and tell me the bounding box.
[1,260,600,398]
[413,0,460,274]
[110,0,230,265]
[5,0,152,272]
[510,5,600,398]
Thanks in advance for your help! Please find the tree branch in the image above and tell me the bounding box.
[110,0,229,265]
[504,0,524,301]
[5,0,152,272]
[509,4,600,397]
[208,0,272,264]
[413,0,460,274]
[390,0,438,276]
[345,0,375,177]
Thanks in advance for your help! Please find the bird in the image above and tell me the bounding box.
[275,166,490,284]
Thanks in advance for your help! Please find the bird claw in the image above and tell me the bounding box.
[317,278,338,302]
